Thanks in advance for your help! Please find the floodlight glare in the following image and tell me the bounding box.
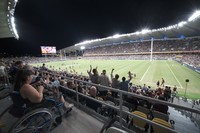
[112,34,120,38]
[188,10,200,21]
[178,21,187,27]
[11,17,19,39]
[141,29,150,34]
[135,31,140,35]
[80,46,85,50]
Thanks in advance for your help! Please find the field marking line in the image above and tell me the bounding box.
[140,81,183,89]
[140,61,153,81]
[166,61,183,88]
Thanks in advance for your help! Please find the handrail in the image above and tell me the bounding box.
[58,84,177,133]
[43,70,200,115]
[37,69,200,133]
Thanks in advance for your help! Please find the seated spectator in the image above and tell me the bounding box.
[152,96,168,114]
[13,66,73,110]
[86,86,102,112]
[9,60,24,83]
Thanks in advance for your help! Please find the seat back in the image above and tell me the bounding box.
[10,91,26,107]
[137,106,150,116]
[106,127,127,133]
[9,91,27,117]
[152,118,173,133]
[152,110,169,121]
[132,111,147,129]
[123,101,135,111]
[106,100,115,106]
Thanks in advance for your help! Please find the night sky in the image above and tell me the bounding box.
[0,0,200,56]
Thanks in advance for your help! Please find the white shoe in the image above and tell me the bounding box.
[68,104,74,108]
[64,103,74,109]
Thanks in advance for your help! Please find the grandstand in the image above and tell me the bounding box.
[0,0,200,133]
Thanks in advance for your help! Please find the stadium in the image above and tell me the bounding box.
[0,0,200,133]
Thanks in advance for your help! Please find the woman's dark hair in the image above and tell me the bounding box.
[14,69,34,91]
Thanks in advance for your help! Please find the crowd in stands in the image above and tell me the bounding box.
[81,37,200,68]
[1,56,200,133]
[84,37,200,55]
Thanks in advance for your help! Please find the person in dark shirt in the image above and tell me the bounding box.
[156,80,160,87]
[110,68,120,98]
[9,60,24,83]
[87,65,99,84]
[161,78,165,87]
[153,96,168,114]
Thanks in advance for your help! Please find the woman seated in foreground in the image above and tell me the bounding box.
[13,66,73,109]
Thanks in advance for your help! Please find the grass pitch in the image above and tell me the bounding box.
[33,60,200,100]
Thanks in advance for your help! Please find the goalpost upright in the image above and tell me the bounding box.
[150,38,154,61]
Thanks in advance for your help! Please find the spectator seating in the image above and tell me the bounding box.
[106,127,128,133]
[152,118,174,133]
[130,111,148,131]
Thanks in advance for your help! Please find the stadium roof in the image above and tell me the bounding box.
[0,0,18,39]
[60,11,200,53]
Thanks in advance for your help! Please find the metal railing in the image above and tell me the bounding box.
[40,70,200,133]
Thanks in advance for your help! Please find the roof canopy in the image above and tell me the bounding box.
[60,11,200,52]
[0,0,18,39]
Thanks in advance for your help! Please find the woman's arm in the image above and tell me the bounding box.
[21,84,44,103]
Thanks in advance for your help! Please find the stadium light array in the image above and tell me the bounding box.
[141,29,150,34]
[178,21,187,27]
[112,34,120,38]
[74,10,200,47]
[188,10,200,22]
[11,17,19,39]
[6,0,19,39]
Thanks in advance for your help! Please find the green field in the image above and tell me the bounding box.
[33,60,200,100]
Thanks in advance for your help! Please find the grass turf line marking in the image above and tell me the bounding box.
[140,61,153,81]
[166,61,183,88]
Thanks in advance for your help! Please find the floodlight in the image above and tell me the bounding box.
[135,31,140,35]
[112,34,120,38]
[80,46,85,50]
[188,10,200,21]
[178,21,187,27]
[141,29,150,34]
[11,17,19,39]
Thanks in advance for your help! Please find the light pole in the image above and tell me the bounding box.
[184,79,189,101]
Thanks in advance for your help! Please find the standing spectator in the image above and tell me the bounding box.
[41,63,48,71]
[110,68,120,98]
[98,70,111,97]
[164,86,171,101]
[156,80,160,87]
[161,78,165,87]
[171,85,178,103]
[119,71,133,100]
[87,65,99,84]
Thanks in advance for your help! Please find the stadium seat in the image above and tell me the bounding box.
[105,127,128,133]
[136,106,150,118]
[131,111,148,131]
[152,118,174,133]
[105,100,115,106]
[123,101,136,112]
[152,110,169,121]
[96,97,104,101]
